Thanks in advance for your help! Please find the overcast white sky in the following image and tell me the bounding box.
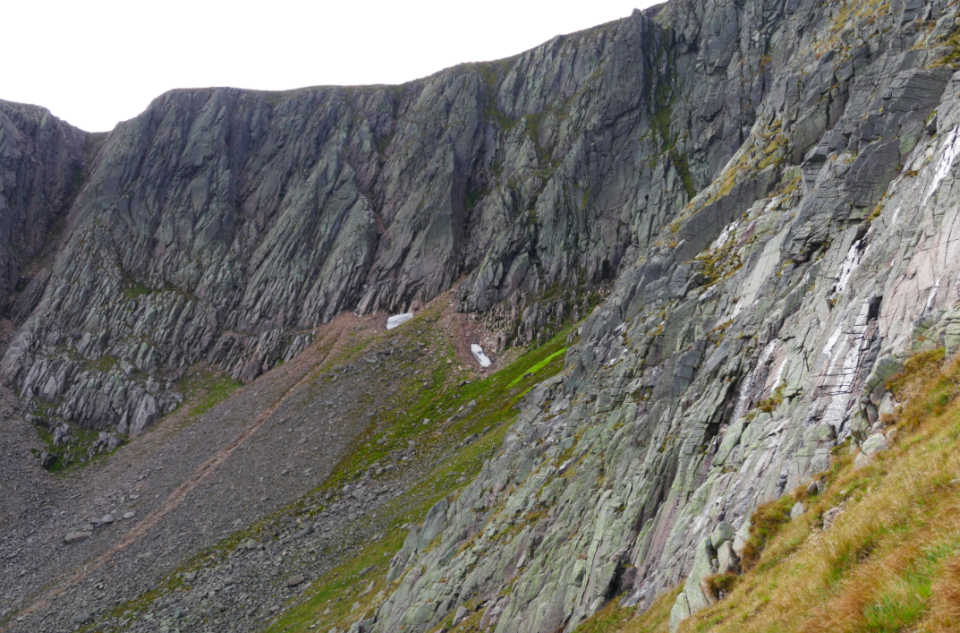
[2,0,657,132]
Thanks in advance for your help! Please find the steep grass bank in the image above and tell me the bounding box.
[582,347,960,633]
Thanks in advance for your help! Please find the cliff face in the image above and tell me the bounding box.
[359,0,960,632]
[2,0,960,630]
[0,9,750,433]
[0,101,86,319]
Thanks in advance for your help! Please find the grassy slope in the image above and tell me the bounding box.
[76,323,960,633]
[578,347,960,633]
[263,323,572,633]
[80,298,574,633]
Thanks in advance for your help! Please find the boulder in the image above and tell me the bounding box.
[64,532,92,544]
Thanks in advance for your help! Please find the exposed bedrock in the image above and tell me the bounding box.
[5,0,960,630]
[0,5,751,432]
[363,1,960,632]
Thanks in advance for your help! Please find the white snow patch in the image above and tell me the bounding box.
[386,313,414,330]
[470,344,492,368]
[822,343,862,432]
[923,126,960,207]
[820,299,874,436]
[770,356,788,393]
[822,324,844,360]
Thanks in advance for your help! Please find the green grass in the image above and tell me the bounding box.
[577,586,680,633]
[546,347,960,633]
[740,494,795,570]
[187,373,242,418]
[90,304,574,633]
[508,347,567,387]
[122,281,151,300]
[30,423,126,473]
[312,314,570,495]
[262,327,572,633]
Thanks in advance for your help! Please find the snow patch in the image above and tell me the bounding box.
[925,277,941,312]
[822,341,863,434]
[822,324,844,360]
[770,356,788,393]
[386,313,414,330]
[470,344,492,368]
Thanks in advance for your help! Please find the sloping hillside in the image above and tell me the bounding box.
[572,346,960,633]
[4,0,960,631]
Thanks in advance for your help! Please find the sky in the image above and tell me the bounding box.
[2,0,657,133]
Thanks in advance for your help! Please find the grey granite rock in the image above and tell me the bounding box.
[357,2,960,631]
[6,0,960,631]
[63,531,92,544]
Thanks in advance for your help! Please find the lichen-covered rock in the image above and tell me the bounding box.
[359,1,960,631]
[0,7,736,432]
[6,0,960,630]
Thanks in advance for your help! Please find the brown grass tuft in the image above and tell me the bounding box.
[740,494,795,570]
[704,573,740,601]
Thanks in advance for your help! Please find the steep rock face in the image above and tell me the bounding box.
[0,9,749,432]
[366,0,960,632]
[4,0,960,631]
[0,101,87,319]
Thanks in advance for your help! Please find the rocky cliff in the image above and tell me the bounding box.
[3,0,960,630]
[0,7,751,435]
[353,0,960,631]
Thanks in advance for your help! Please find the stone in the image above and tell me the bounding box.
[286,575,305,587]
[39,451,56,470]
[123,512,136,519]
[860,432,889,459]
[790,501,805,520]
[102,514,114,525]
[4,3,960,633]
[878,392,898,421]
[64,532,92,544]
[710,522,736,549]
[716,541,738,574]
[732,520,752,560]
[669,593,691,633]
[823,505,845,531]
[854,432,889,468]
[670,537,715,629]
[72,613,91,624]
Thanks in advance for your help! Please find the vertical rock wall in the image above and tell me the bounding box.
[364,0,960,631]
[0,7,752,432]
